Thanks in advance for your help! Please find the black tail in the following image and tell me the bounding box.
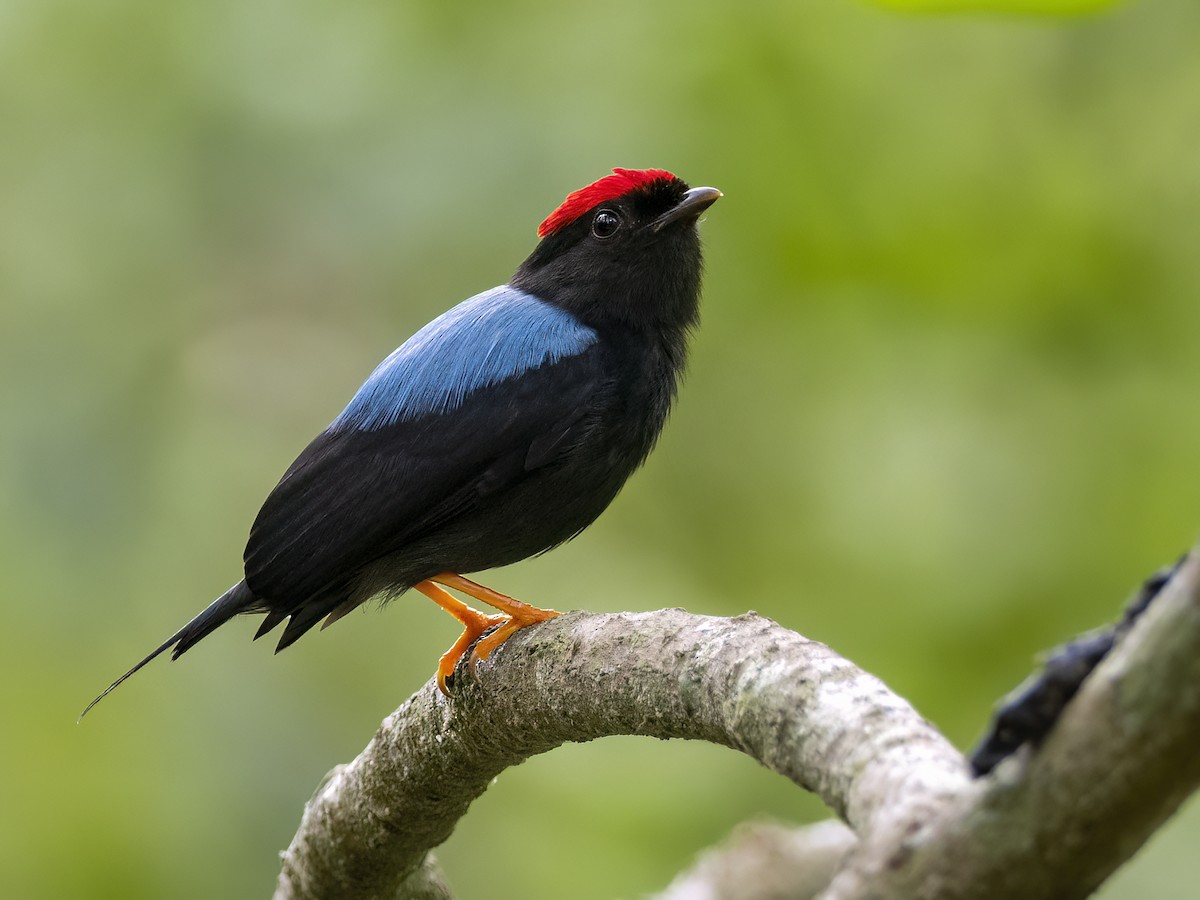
[80,581,258,719]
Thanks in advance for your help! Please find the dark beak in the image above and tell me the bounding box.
[650,186,722,232]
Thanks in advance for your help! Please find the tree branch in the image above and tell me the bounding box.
[823,549,1200,899]
[274,549,1200,900]
[273,608,969,899]
[656,820,857,900]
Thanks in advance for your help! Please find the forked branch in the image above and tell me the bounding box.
[275,549,1200,900]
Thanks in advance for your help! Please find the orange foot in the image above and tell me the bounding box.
[414,575,560,695]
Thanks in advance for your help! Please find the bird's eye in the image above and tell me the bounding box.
[591,209,621,239]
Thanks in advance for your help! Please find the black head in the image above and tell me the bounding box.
[512,168,720,333]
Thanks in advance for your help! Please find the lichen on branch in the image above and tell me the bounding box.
[274,608,968,899]
[274,549,1200,900]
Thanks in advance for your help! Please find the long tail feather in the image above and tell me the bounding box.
[80,581,257,719]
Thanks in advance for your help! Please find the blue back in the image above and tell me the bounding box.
[333,286,598,430]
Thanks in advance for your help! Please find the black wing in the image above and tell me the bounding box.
[242,346,607,611]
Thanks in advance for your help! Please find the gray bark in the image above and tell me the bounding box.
[658,821,857,900]
[274,549,1200,900]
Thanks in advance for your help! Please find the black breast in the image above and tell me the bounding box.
[359,324,686,589]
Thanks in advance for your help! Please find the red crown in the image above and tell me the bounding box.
[537,168,678,238]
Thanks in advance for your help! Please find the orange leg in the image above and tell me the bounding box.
[413,580,507,696]
[430,573,561,664]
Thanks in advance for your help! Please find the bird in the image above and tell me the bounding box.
[83,167,720,715]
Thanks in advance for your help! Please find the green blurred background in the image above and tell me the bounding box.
[5,0,1199,896]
